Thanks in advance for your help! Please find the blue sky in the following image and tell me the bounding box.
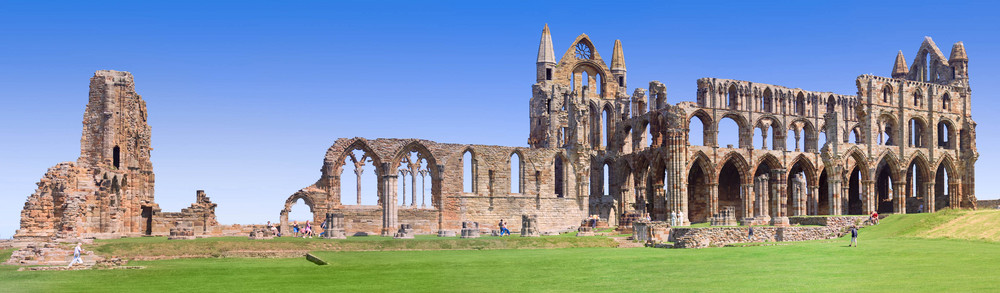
[1,0,997,237]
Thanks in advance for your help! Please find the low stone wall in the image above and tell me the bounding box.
[977,199,1000,209]
[633,221,671,242]
[788,216,868,227]
[667,216,868,248]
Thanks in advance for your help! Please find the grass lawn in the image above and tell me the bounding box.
[2,209,999,292]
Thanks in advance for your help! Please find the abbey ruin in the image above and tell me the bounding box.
[284,25,977,236]
[13,26,978,241]
[14,71,220,241]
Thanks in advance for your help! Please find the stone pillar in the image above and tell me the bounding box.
[950,179,961,208]
[791,173,806,216]
[666,129,688,225]
[409,162,420,207]
[398,169,408,206]
[861,180,874,215]
[653,184,665,221]
[753,174,770,223]
[924,181,935,213]
[828,175,842,215]
[893,182,907,214]
[740,183,753,223]
[354,161,365,205]
[808,185,819,215]
[708,183,720,217]
[770,169,789,226]
[419,169,429,207]
[761,126,769,150]
[381,174,399,236]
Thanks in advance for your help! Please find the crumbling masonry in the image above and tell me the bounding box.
[14,70,219,240]
[283,25,977,236]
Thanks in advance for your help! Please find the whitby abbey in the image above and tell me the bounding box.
[12,25,978,246]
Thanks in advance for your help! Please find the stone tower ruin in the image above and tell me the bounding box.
[15,70,218,240]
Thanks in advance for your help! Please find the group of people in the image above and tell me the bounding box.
[497,219,511,236]
[264,220,327,238]
[669,211,685,227]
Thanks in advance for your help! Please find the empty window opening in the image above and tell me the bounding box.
[826,96,836,113]
[688,116,706,146]
[762,89,773,113]
[913,91,923,108]
[935,164,950,209]
[340,149,377,205]
[909,119,925,147]
[602,163,610,196]
[510,152,522,194]
[601,108,609,149]
[817,129,827,152]
[795,93,806,116]
[942,93,951,110]
[287,199,312,225]
[546,68,552,80]
[113,146,121,169]
[717,117,740,148]
[554,155,565,198]
[786,128,800,151]
[618,76,624,87]
[463,150,476,193]
[882,86,892,104]
[937,121,953,149]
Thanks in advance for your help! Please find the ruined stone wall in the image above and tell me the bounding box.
[14,71,218,241]
[286,138,588,236]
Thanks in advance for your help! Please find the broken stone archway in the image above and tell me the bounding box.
[280,191,325,236]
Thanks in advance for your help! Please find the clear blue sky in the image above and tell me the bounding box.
[1,0,997,238]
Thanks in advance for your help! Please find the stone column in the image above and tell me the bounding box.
[708,183,720,217]
[893,182,907,214]
[950,178,961,208]
[828,174,842,215]
[381,173,399,236]
[409,162,420,207]
[419,169,429,207]
[653,184,665,221]
[809,185,819,215]
[791,173,806,216]
[770,169,789,226]
[761,126,769,150]
[753,174,770,222]
[354,162,365,205]
[666,129,688,225]
[740,183,753,223]
[861,180,874,215]
[398,169,408,206]
[924,181,935,213]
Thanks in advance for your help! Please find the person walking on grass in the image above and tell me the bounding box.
[849,226,858,247]
[67,242,84,268]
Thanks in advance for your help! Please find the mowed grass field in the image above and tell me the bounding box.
[3,209,1000,292]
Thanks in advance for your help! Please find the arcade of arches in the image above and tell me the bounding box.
[281,29,978,236]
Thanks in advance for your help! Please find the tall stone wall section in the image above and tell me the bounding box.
[14,70,218,241]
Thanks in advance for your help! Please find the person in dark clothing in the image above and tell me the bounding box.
[748,227,754,239]
[849,226,858,247]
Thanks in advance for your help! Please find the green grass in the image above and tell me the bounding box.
[4,210,1000,292]
[90,234,617,258]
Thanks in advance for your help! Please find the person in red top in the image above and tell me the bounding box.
[871,212,879,225]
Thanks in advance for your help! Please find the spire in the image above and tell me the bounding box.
[892,50,908,78]
[949,42,968,62]
[537,24,555,64]
[611,39,626,71]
